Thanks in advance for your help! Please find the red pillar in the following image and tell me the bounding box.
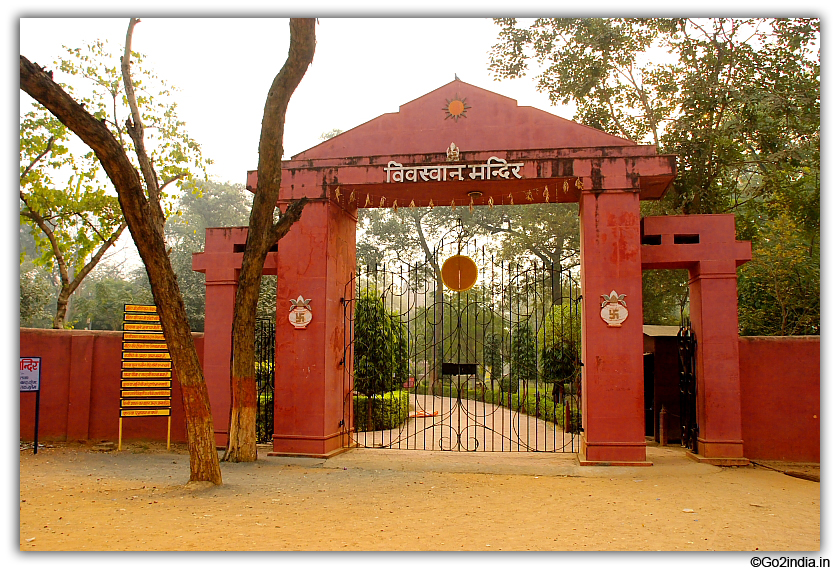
[195,228,249,447]
[269,200,356,458]
[578,190,649,465]
[639,214,751,465]
[689,260,747,463]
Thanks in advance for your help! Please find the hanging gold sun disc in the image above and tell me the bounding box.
[440,255,478,292]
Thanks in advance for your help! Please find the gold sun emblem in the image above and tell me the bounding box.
[442,94,470,122]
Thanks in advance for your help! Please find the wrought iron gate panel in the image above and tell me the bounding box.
[342,224,582,452]
[677,323,698,453]
[255,318,275,444]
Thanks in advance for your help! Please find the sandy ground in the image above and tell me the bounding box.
[18,441,819,552]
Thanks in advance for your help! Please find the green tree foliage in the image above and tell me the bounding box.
[319,128,344,141]
[70,269,153,330]
[641,269,689,326]
[19,259,55,328]
[20,39,210,329]
[470,203,580,268]
[540,302,581,350]
[358,207,462,268]
[55,40,211,198]
[509,322,537,393]
[538,302,582,400]
[490,18,679,148]
[738,210,819,335]
[359,202,580,273]
[20,105,125,328]
[353,290,409,397]
[484,332,504,386]
[490,18,819,332]
[21,24,220,483]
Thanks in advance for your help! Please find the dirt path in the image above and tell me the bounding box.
[19,441,819,552]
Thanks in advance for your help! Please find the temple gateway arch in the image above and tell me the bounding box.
[193,79,750,466]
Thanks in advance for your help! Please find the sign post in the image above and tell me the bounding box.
[20,357,42,455]
[120,305,172,450]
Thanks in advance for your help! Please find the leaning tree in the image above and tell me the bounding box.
[20,19,221,483]
[223,18,316,462]
[19,17,316,482]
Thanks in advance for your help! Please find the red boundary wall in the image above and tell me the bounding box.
[739,336,820,463]
[19,328,204,444]
[19,329,820,463]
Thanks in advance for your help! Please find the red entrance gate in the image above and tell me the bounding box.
[194,79,751,465]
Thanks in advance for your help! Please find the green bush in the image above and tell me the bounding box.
[509,323,537,391]
[354,291,409,396]
[354,390,409,431]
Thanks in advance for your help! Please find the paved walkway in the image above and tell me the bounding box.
[264,442,720,478]
[354,394,577,452]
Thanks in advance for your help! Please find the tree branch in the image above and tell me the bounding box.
[20,190,70,286]
[270,197,308,243]
[20,55,147,217]
[601,83,635,141]
[622,66,661,150]
[160,173,188,193]
[67,222,127,293]
[22,49,222,484]
[74,211,108,243]
[121,18,165,235]
[20,135,57,182]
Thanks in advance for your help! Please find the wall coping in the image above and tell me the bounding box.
[21,327,205,339]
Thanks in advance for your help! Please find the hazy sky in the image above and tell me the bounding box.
[19,17,574,185]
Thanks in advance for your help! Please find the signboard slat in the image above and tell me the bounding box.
[121,409,171,417]
[121,389,171,398]
[121,380,172,388]
[123,323,163,332]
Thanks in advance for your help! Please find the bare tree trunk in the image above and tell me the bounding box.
[20,52,222,485]
[223,19,316,462]
[410,210,444,384]
[53,285,72,329]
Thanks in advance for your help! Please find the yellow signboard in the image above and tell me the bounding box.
[121,360,172,369]
[121,408,171,417]
[122,370,171,379]
[123,342,169,351]
[124,313,161,322]
[120,304,173,450]
[124,323,163,332]
[121,380,171,388]
[125,304,158,313]
[121,389,171,398]
[122,351,171,360]
[123,332,166,341]
[121,399,171,408]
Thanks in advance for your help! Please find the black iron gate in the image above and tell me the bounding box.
[677,323,698,453]
[255,318,275,444]
[342,223,582,452]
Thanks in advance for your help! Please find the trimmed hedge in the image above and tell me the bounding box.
[354,390,410,431]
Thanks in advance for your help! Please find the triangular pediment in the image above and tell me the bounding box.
[291,79,639,160]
